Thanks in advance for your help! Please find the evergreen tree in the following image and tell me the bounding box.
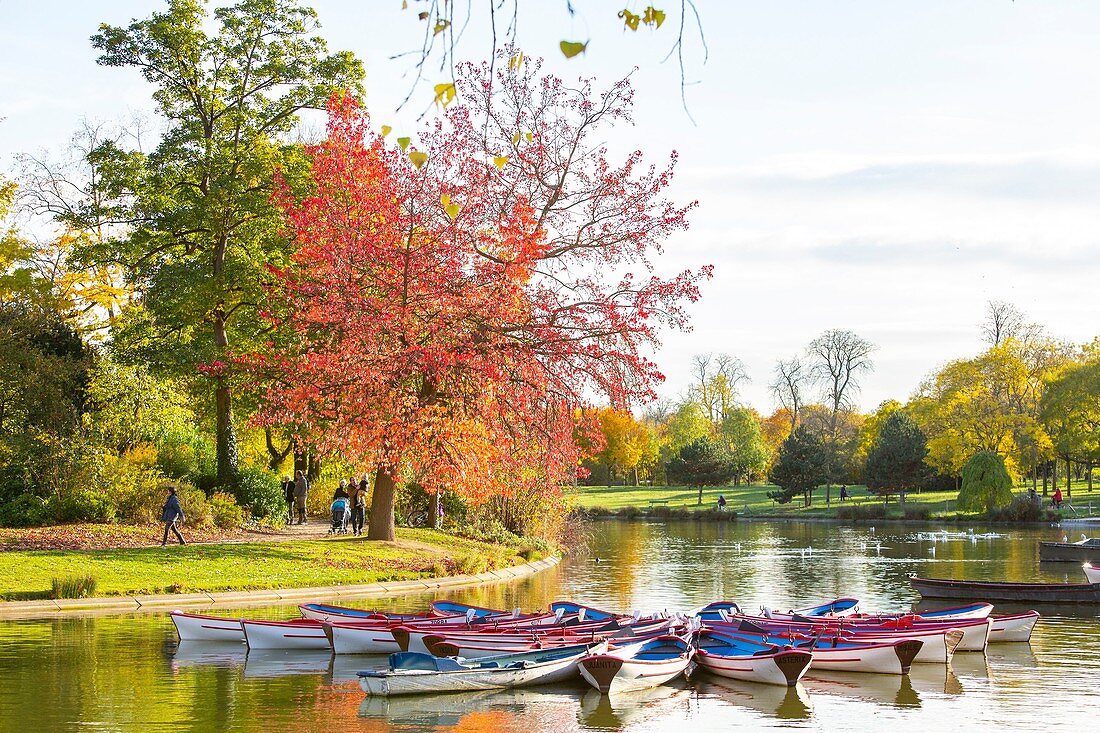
[667,437,736,505]
[864,411,930,502]
[767,427,828,506]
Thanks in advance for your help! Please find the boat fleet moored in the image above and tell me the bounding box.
[169,593,1041,697]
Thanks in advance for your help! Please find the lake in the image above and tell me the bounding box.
[1,520,1096,732]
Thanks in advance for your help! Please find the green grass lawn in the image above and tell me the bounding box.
[573,480,1100,520]
[0,529,529,601]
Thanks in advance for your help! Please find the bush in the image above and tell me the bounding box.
[986,494,1057,523]
[208,492,247,529]
[902,506,932,521]
[455,554,488,575]
[0,493,50,527]
[50,574,98,599]
[230,466,285,522]
[100,453,167,524]
[175,482,212,529]
[836,504,887,521]
[54,489,116,523]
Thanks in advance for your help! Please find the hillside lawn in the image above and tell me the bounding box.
[0,529,536,601]
[574,480,1100,520]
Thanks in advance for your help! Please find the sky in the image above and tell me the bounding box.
[2,0,1098,413]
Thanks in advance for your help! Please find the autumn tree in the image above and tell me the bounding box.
[252,57,705,540]
[689,352,747,423]
[84,0,363,485]
[1041,359,1100,492]
[958,450,1014,514]
[667,437,735,505]
[594,408,657,486]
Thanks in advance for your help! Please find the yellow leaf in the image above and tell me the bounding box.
[408,150,428,169]
[401,0,407,8]
[643,6,666,28]
[433,82,456,108]
[525,132,533,142]
[418,10,428,20]
[381,125,392,137]
[619,9,640,32]
[433,19,450,35]
[559,40,587,59]
[512,131,521,145]
[445,203,460,220]
[493,155,508,169]
[508,52,525,70]
[397,136,411,151]
[440,193,451,207]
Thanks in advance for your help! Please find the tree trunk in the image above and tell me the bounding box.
[432,489,442,530]
[631,467,639,487]
[1089,462,1094,492]
[214,378,238,485]
[307,453,321,482]
[697,485,703,505]
[1066,457,1072,498]
[825,484,831,505]
[367,466,397,541]
[264,428,294,472]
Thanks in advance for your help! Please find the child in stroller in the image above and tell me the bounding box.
[329,496,350,534]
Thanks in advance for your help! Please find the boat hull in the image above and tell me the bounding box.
[170,611,244,642]
[242,619,329,650]
[989,611,1040,642]
[910,576,1100,604]
[578,653,690,694]
[329,623,402,654]
[695,648,813,687]
[1038,541,1100,564]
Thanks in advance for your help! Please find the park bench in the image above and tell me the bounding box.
[647,499,670,507]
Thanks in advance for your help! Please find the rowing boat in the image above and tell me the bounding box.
[170,610,245,642]
[578,636,693,694]
[909,576,1100,604]
[1038,537,1100,563]
[423,621,675,659]
[702,629,925,675]
[357,640,607,696]
[693,630,813,687]
[241,618,329,649]
[1084,563,1100,584]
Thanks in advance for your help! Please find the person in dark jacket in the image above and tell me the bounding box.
[293,470,310,524]
[161,486,186,546]
[282,475,295,524]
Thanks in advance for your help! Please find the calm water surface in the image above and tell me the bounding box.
[1,520,1097,733]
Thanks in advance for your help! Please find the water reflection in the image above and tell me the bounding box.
[695,677,814,720]
[578,684,692,729]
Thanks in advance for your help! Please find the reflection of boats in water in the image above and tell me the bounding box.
[359,686,578,728]
[172,641,246,670]
[243,649,332,678]
[579,683,693,729]
[693,677,812,721]
[799,665,962,708]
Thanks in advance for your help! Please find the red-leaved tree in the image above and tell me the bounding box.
[251,55,709,540]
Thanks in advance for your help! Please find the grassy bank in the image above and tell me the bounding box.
[0,529,542,601]
[574,481,1100,521]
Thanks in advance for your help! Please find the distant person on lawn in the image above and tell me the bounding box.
[160,486,186,546]
[717,494,727,512]
[294,470,310,524]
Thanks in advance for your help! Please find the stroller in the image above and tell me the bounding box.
[328,497,350,535]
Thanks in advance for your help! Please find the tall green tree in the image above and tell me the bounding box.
[718,407,769,484]
[864,411,930,502]
[767,427,828,507]
[86,0,363,484]
[667,437,735,505]
[957,450,1014,513]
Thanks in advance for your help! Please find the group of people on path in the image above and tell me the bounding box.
[281,470,312,525]
[282,472,371,535]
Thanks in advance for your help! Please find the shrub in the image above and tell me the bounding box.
[101,453,168,524]
[986,494,1055,523]
[54,489,116,523]
[902,506,932,521]
[836,504,887,521]
[230,466,285,522]
[455,554,487,575]
[50,574,98,599]
[208,492,247,529]
[617,506,641,519]
[175,482,213,529]
[0,493,50,527]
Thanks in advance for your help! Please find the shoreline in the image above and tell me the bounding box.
[0,555,561,621]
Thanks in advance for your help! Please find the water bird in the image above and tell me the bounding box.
[875,543,881,552]
[733,543,742,551]
[928,546,936,556]
[859,542,866,550]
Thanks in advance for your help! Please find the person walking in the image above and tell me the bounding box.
[160,486,186,546]
[351,478,368,536]
[294,470,310,524]
[1053,487,1063,509]
[282,475,295,524]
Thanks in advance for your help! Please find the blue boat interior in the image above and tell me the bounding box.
[917,603,986,618]
[695,601,742,621]
[430,601,499,618]
[631,638,690,660]
[304,603,376,618]
[798,598,859,616]
[549,601,614,620]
